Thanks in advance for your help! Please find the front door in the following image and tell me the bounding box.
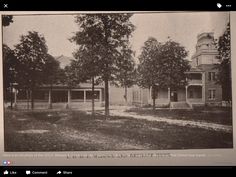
[171,91,178,102]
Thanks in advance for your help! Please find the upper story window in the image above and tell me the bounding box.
[208,89,216,100]
[208,72,216,81]
[189,73,202,80]
[196,58,199,66]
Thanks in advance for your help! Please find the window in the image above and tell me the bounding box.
[86,91,100,100]
[208,89,216,100]
[208,72,216,81]
[190,73,202,80]
[133,91,139,101]
[196,58,199,66]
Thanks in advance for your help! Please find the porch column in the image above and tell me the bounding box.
[67,89,71,109]
[84,90,86,103]
[202,86,205,102]
[48,89,52,109]
[140,89,143,106]
[167,87,170,102]
[185,86,188,102]
[99,89,102,103]
[149,86,152,104]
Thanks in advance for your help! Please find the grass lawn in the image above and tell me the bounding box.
[126,107,232,125]
[4,109,233,151]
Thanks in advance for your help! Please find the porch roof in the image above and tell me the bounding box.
[185,68,204,73]
[38,83,104,90]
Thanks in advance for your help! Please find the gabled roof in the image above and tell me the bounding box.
[54,55,75,69]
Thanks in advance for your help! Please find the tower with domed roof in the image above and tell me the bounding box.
[187,32,222,106]
[191,32,219,68]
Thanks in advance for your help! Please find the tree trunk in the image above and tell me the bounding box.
[91,77,95,116]
[31,87,34,110]
[104,78,109,116]
[152,85,156,111]
[26,89,29,110]
[10,85,13,109]
[124,86,127,103]
[49,84,52,109]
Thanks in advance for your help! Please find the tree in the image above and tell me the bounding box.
[2,15,13,27]
[115,44,136,103]
[14,31,49,109]
[137,37,163,110]
[70,15,102,115]
[70,14,135,116]
[64,60,81,88]
[2,15,15,107]
[72,46,101,115]
[63,60,83,108]
[42,54,62,109]
[216,22,231,101]
[138,37,190,110]
[2,44,18,108]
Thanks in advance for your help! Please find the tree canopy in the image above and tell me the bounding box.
[42,54,65,86]
[138,37,189,89]
[2,15,13,27]
[216,22,231,101]
[2,44,18,103]
[63,60,83,88]
[137,37,162,88]
[157,39,190,89]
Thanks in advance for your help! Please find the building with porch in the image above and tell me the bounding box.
[132,32,223,108]
[8,32,223,109]
[15,83,104,109]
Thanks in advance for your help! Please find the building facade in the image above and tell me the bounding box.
[8,32,224,109]
[133,32,223,108]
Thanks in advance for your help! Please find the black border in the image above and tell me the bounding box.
[0,166,236,177]
[0,0,235,11]
[1,0,235,176]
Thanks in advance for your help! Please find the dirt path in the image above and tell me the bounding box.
[105,109,233,133]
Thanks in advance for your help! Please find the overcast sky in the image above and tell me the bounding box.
[3,12,229,61]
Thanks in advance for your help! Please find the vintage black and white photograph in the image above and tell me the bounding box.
[2,12,233,152]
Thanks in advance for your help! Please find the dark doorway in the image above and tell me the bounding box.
[171,91,178,102]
